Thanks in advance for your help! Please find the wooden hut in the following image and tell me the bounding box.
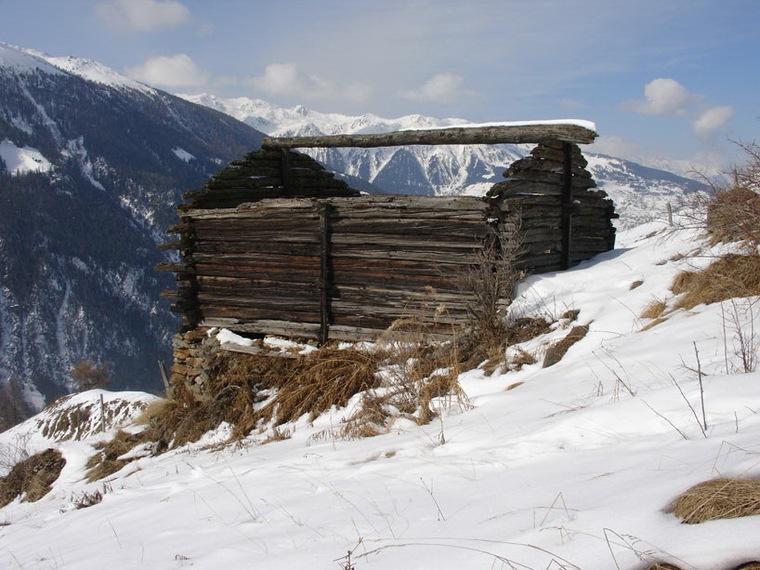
[160,121,616,386]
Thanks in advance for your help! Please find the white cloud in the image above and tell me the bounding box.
[693,105,734,140]
[126,54,210,88]
[246,63,369,102]
[399,73,470,104]
[95,0,189,33]
[626,78,696,116]
[590,135,645,159]
[624,78,734,147]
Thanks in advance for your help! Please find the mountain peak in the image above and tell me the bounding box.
[0,42,63,75]
[40,53,155,94]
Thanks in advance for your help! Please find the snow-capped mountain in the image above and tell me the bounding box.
[0,43,265,421]
[181,94,708,228]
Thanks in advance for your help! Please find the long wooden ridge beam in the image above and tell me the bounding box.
[261,122,597,150]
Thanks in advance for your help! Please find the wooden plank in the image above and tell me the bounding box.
[220,342,298,359]
[203,319,322,340]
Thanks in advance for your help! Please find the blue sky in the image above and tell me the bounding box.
[1,0,757,172]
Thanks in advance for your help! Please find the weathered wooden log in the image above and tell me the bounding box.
[262,123,597,149]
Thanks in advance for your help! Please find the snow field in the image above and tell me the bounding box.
[1,221,760,569]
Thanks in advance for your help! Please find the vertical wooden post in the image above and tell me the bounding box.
[317,201,332,344]
[280,149,292,195]
[561,142,573,270]
[99,393,106,433]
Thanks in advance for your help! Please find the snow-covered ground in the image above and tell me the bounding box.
[0,139,53,176]
[1,220,759,569]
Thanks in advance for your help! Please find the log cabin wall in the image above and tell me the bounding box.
[160,126,616,394]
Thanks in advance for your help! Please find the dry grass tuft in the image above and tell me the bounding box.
[670,477,760,524]
[148,351,298,448]
[470,315,552,375]
[640,298,667,319]
[542,325,589,368]
[640,317,668,332]
[670,271,695,296]
[0,448,66,507]
[258,346,381,425]
[85,430,146,481]
[671,254,760,311]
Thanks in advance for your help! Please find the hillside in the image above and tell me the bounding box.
[0,43,265,416]
[2,217,759,569]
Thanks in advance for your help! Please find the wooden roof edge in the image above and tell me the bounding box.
[261,122,598,150]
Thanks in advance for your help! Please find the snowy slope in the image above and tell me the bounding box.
[2,221,759,569]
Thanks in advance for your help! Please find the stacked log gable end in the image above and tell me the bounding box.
[159,122,617,395]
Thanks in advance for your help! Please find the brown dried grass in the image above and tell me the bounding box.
[0,448,66,507]
[257,346,381,425]
[85,429,145,481]
[670,477,760,524]
[147,351,297,448]
[671,254,760,311]
[640,298,667,320]
[640,317,668,332]
[542,324,589,368]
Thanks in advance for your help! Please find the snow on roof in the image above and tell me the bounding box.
[405,118,597,132]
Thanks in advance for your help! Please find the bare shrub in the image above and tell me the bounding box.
[0,431,32,474]
[670,477,760,524]
[71,359,110,391]
[705,140,760,248]
[0,448,66,507]
[0,378,35,432]
[722,298,759,373]
[456,219,524,369]
[707,186,760,246]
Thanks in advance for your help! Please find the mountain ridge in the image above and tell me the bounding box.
[0,43,265,421]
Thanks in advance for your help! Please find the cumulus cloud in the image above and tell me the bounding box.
[693,105,734,140]
[95,0,189,33]
[626,78,696,116]
[246,63,369,102]
[126,54,210,88]
[624,78,734,143]
[399,73,470,104]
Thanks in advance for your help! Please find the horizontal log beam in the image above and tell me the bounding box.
[262,123,597,149]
